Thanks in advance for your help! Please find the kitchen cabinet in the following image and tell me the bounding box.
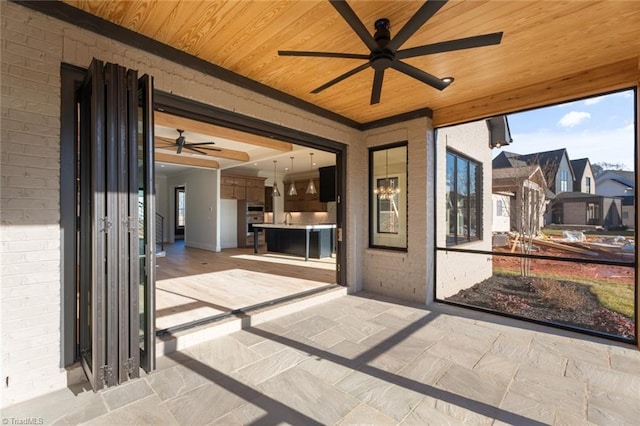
[221,173,266,203]
[319,165,336,202]
[245,178,266,202]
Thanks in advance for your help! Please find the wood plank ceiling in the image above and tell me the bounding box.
[62,1,640,126]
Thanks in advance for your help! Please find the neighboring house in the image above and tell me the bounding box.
[570,158,596,194]
[492,165,547,234]
[596,170,636,228]
[552,192,622,228]
[493,148,575,195]
[492,149,616,226]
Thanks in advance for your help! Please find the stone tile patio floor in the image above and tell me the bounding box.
[3,292,640,425]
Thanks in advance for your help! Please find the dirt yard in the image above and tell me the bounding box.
[445,242,636,339]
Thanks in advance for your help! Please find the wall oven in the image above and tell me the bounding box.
[245,202,264,236]
[237,201,265,248]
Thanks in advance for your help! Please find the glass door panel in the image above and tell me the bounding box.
[138,74,155,372]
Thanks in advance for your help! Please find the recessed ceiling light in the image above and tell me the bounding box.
[442,77,454,85]
[253,163,258,166]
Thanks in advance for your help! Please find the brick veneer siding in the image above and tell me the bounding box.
[0,0,443,406]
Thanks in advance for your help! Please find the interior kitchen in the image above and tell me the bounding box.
[225,154,337,260]
[152,113,339,334]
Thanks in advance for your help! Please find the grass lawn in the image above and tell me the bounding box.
[493,267,635,319]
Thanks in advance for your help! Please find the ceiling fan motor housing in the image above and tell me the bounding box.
[370,18,395,70]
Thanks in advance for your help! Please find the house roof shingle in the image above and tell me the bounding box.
[570,158,590,185]
[492,148,573,190]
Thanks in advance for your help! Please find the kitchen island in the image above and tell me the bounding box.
[251,223,336,261]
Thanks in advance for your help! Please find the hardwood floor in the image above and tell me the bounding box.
[155,241,337,331]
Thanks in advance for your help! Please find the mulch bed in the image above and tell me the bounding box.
[446,275,635,339]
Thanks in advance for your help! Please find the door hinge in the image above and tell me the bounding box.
[99,365,113,386]
[337,228,342,242]
[337,195,341,203]
[125,216,136,232]
[124,357,137,375]
[100,217,112,233]
[76,216,81,230]
[337,263,340,272]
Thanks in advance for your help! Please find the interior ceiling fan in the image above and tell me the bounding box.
[172,129,221,155]
[278,0,503,105]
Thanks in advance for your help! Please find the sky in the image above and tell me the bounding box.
[495,89,636,171]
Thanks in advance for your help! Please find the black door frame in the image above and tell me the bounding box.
[61,65,348,371]
[154,91,348,287]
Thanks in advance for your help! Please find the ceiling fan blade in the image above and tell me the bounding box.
[311,62,369,94]
[184,145,208,155]
[371,69,384,105]
[189,145,222,152]
[398,32,503,59]
[185,141,216,146]
[279,50,369,60]
[393,61,449,90]
[387,0,448,52]
[329,0,377,51]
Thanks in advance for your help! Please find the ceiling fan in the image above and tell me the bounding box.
[278,0,503,105]
[172,129,221,155]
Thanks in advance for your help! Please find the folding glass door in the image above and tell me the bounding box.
[77,59,155,390]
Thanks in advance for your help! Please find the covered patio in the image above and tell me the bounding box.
[3,293,639,424]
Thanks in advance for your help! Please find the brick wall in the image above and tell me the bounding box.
[362,119,430,303]
[0,0,447,406]
[434,120,494,298]
[0,1,368,407]
[1,2,66,407]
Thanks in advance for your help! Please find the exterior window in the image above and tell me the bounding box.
[369,143,407,250]
[560,170,569,192]
[176,188,185,228]
[496,198,508,217]
[587,202,599,224]
[446,150,482,246]
[585,177,591,193]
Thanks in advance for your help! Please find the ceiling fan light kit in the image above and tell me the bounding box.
[278,0,502,105]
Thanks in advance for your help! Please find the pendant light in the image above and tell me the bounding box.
[272,160,281,197]
[287,156,297,196]
[306,152,317,195]
[374,149,400,200]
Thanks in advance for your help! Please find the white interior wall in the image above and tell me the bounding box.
[155,175,169,242]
